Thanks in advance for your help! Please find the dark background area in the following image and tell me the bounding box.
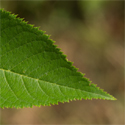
[0,0,124,124]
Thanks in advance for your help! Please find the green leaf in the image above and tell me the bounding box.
[0,9,116,108]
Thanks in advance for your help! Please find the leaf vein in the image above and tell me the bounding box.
[21,76,35,100]
[2,70,19,101]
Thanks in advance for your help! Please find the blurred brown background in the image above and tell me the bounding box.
[0,0,124,124]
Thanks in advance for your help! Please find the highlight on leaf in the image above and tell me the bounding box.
[0,9,116,108]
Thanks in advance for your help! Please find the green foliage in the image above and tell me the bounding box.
[0,9,116,108]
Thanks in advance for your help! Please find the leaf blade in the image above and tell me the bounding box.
[0,9,116,108]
